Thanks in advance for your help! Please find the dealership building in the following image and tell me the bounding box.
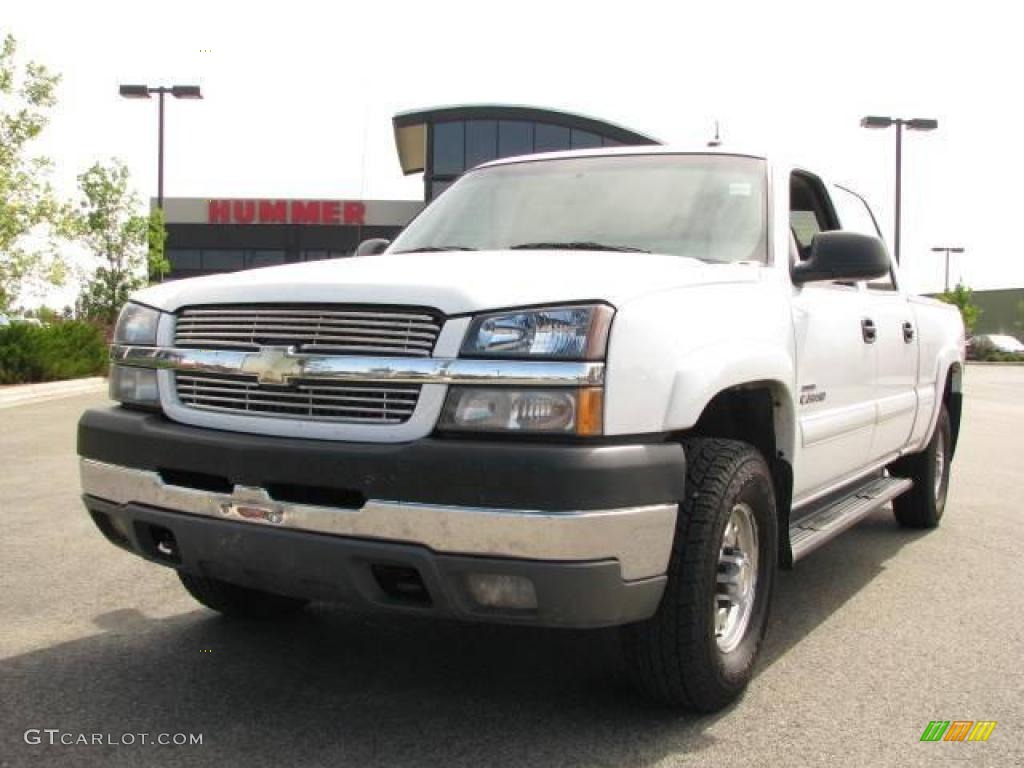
[161,105,657,279]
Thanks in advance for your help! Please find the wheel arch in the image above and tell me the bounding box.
[944,362,963,458]
[676,379,796,569]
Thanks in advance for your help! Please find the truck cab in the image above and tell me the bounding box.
[78,146,964,712]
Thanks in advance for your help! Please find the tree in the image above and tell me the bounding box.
[0,32,68,311]
[937,282,981,335]
[148,206,169,282]
[73,161,150,327]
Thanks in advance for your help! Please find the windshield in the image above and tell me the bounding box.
[390,154,768,263]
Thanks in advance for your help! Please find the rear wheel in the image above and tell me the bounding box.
[621,438,777,711]
[178,572,309,619]
[889,405,952,529]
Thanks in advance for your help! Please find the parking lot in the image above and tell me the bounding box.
[1,365,1021,767]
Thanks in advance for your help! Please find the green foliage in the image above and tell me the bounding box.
[1015,300,1024,335]
[148,207,169,282]
[19,304,71,323]
[72,160,150,327]
[936,283,981,335]
[0,32,70,311]
[969,336,1024,363]
[0,320,107,384]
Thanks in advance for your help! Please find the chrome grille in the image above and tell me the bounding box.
[175,372,420,424]
[174,305,442,357]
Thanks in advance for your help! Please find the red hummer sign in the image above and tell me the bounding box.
[207,199,367,226]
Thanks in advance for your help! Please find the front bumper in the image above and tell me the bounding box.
[78,407,686,627]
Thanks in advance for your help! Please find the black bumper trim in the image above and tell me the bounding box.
[77,407,686,511]
[84,497,666,628]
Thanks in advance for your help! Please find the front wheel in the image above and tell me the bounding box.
[621,438,777,712]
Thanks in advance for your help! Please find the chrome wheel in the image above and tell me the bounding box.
[715,502,759,653]
[933,429,946,500]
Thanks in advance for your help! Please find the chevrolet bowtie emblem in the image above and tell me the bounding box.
[240,346,305,385]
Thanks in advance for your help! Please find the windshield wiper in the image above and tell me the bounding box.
[392,245,477,254]
[509,241,650,253]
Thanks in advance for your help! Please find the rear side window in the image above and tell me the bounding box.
[832,185,895,291]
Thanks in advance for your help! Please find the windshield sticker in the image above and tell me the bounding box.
[729,182,752,197]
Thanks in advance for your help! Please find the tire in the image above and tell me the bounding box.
[178,572,309,619]
[889,405,951,529]
[621,438,777,712]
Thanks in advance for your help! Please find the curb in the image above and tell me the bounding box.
[0,377,106,409]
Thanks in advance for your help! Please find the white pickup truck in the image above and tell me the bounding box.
[78,146,964,712]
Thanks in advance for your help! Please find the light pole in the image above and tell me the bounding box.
[119,84,202,209]
[860,115,938,265]
[931,246,965,293]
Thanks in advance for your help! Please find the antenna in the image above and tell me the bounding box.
[707,120,722,147]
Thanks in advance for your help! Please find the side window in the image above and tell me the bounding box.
[831,185,895,291]
[789,172,838,261]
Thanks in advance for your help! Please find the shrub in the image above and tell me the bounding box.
[968,337,1024,363]
[0,321,108,384]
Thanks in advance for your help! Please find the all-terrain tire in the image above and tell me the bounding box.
[621,438,777,712]
[889,405,952,529]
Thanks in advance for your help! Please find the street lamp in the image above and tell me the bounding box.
[931,246,965,293]
[860,115,938,265]
[118,84,203,209]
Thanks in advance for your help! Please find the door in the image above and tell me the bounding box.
[831,185,918,460]
[789,172,878,501]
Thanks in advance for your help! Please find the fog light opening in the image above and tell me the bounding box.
[465,573,538,611]
[372,565,432,606]
[141,524,180,563]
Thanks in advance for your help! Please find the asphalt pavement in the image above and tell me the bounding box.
[1,366,1021,767]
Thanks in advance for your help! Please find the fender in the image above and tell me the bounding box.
[663,341,798,461]
[907,348,963,456]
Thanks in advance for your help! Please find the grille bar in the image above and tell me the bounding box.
[180,308,439,322]
[175,372,421,424]
[175,323,440,339]
[175,331,436,347]
[174,305,442,357]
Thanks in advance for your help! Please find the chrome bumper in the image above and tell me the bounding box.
[80,459,677,581]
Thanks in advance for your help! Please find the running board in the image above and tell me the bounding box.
[789,475,913,561]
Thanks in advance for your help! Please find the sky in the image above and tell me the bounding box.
[5,0,1022,300]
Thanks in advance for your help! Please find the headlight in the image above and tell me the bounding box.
[109,365,160,409]
[439,387,603,435]
[461,304,613,360]
[114,302,161,346]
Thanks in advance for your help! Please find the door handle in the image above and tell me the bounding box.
[902,321,915,343]
[861,318,877,344]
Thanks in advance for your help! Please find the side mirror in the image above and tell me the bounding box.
[355,238,390,257]
[792,231,891,284]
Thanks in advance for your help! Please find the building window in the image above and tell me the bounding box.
[433,121,465,176]
[466,120,498,169]
[572,129,601,149]
[201,249,245,271]
[302,250,328,262]
[168,249,201,270]
[247,250,286,268]
[498,121,534,158]
[535,123,570,153]
[429,180,453,199]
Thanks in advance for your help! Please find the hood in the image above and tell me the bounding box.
[135,250,760,315]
